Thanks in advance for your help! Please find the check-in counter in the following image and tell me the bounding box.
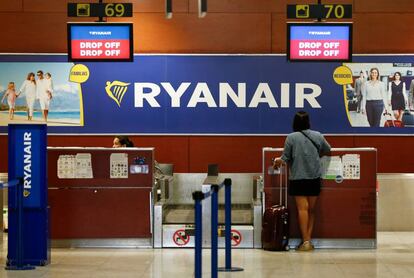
[263,147,377,248]
[47,147,154,247]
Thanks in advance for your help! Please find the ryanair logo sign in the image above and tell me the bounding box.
[23,132,32,198]
[105,80,130,107]
[104,81,323,109]
[133,82,322,108]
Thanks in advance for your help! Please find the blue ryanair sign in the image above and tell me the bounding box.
[7,124,50,267]
[8,124,47,208]
[0,55,414,134]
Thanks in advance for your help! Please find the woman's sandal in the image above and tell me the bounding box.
[296,241,314,251]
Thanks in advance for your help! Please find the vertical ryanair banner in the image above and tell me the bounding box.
[0,54,413,135]
[8,124,47,208]
[8,124,50,267]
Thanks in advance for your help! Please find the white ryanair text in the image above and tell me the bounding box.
[134,83,322,108]
[23,132,32,190]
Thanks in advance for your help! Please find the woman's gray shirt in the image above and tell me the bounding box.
[281,129,331,180]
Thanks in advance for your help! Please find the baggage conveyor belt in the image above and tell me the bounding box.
[163,204,253,225]
[152,174,263,249]
[154,201,262,248]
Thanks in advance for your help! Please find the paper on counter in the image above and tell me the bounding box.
[321,156,343,180]
[57,155,76,179]
[342,154,360,179]
[110,153,128,179]
[75,153,93,179]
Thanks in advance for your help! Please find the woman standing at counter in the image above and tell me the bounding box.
[273,111,331,251]
[361,68,388,127]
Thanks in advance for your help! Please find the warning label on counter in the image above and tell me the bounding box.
[231,229,242,247]
[173,229,190,246]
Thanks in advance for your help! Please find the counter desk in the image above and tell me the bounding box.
[47,147,154,247]
[263,148,377,248]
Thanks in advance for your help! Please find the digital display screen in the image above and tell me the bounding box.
[287,23,352,62]
[67,23,133,62]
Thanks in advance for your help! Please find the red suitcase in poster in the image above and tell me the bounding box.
[383,112,404,127]
[262,164,290,251]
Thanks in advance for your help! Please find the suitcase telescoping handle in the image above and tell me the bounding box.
[279,163,288,209]
[383,111,394,124]
[383,112,392,116]
[271,158,288,208]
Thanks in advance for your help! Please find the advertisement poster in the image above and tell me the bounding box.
[0,61,82,127]
[0,54,413,135]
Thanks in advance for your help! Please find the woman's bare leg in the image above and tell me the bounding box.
[295,196,310,242]
[307,196,318,239]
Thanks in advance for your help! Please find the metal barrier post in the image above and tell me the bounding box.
[3,178,35,271]
[193,191,204,278]
[210,185,219,278]
[193,178,242,276]
[224,179,232,269]
[218,178,243,272]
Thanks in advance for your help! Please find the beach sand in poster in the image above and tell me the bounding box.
[0,111,80,126]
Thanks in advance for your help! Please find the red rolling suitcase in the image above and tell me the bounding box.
[383,112,404,127]
[262,164,290,251]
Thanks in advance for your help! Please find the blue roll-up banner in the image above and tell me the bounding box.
[8,124,50,266]
[0,54,413,135]
[8,124,47,208]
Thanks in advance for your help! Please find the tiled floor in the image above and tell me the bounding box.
[0,232,413,277]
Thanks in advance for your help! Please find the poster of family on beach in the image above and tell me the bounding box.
[0,62,82,126]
